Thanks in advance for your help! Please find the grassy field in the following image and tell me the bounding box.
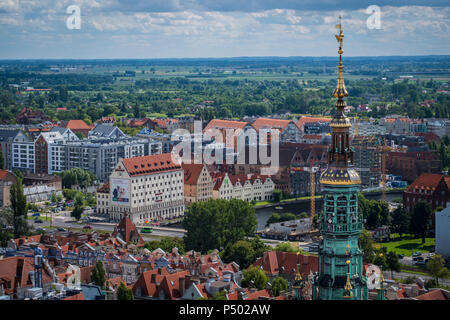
[375,235,435,256]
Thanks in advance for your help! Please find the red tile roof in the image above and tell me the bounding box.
[296,117,331,130]
[122,153,182,177]
[182,163,205,185]
[204,119,248,132]
[63,292,85,300]
[64,120,91,130]
[416,289,450,300]
[112,214,144,245]
[406,173,450,192]
[253,251,318,277]
[251,118,295,132]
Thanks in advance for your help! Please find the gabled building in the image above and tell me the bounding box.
[88,124,126,139]
[182,163,213,204]
[62,120,93,138]
[212,173,274,202]
[111,214,145,246]
[251,118,302,143]
[403,173,450,213]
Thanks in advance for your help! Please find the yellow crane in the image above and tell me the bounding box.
[310,160,319,227]
[379,137,392,202]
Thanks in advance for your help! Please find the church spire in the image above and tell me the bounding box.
[333,16,348,101]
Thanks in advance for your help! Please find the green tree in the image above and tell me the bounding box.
[358,229,375,263]
[10,178,29,238]
[182,199,257,253]
[71,194,84,221]
[411,201,432,244]
[241,266,269,290]
[274,242,298,253]
[117,282,134,300]
[373,248,388,270]
[223,240,255,269]
[144,237,185,255]
[391,206,410,238]
[271,277,288,297]
[272,189,283,202]
[210,290,228,300]
[266,213,280,226]
[91,261,106,289]
[427,254,450,285]
[386,251,401,278]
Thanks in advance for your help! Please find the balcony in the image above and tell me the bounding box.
[319,221,363,234]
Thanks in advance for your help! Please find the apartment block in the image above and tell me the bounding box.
[108,153,185,224]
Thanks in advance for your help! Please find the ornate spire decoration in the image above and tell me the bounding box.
[294,251,303,282]
[333,16,348,101]
[342,259,353,299]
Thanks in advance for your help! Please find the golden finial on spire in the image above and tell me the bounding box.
[343,274,354,299]
[294,251,303,281]
[333,15,348,100]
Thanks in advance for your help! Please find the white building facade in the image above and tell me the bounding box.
[108,153,185,224]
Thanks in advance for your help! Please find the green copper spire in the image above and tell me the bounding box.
[312,17,368,301]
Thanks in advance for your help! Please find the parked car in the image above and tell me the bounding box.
[415,261,426,266]
[398,254,404,259]
[57,227,66,232]
[34,219,43,224]
[83,225,92,229]
[416,256,425,261]
[412,252,422,257]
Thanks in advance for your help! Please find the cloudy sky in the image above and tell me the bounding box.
[0,0,449,59]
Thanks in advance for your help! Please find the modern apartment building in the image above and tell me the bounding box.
[11,131,35,174]
[107,153,185,224]
[49,137,148,181]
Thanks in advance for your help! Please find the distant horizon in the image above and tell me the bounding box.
[1,54,450,62]
[0,1,448,59]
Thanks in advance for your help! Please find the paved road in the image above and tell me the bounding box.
[385,271,450,287]
[28,213,184,239]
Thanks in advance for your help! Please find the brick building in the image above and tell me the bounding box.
[403,173,450,212]
[387,150,442,182]
[182,163,213,204]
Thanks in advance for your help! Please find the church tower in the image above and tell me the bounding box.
[312,17,368,300]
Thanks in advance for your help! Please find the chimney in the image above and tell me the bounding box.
[158,268,162,275]
[179,277,185,296]
[151,273,156,283]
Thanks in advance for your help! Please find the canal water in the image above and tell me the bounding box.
[254,192,403,230]
[168,192,403,231]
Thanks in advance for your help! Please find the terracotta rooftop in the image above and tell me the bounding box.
[204,119,248,131]
[122,153,182,177]
[416,289,450,300]
[251,118,295,132]
[296,117,331,130]
[182,163,205,185]
[64,120,91,130]
[406,173,450,192]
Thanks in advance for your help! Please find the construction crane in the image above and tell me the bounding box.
[354,116,359,137]
[379,137,392,202]
[310,160,319,228]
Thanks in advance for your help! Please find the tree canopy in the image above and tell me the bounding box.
[182,199,257,253]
